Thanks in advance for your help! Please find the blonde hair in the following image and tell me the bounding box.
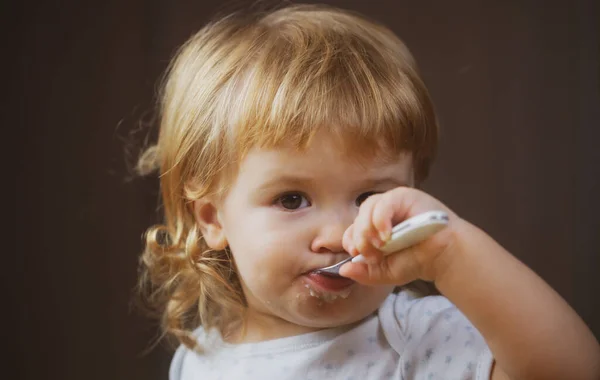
[137,3,439,349]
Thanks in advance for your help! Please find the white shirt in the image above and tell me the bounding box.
[170,291,494,379]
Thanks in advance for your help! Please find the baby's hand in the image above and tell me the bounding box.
[340,187,462,286]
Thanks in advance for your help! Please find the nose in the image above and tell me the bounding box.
[310,209,354,254]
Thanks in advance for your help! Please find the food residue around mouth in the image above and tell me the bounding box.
[304,283,352,303]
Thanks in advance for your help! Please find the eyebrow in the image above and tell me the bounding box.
[255,175,316,192]
[363,178,410,188]
[255,175,409,192]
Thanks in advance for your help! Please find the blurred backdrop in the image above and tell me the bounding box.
[13,0,599,379]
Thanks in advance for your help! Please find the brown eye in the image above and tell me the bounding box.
[356,191,378,206]
[277,193,310,210]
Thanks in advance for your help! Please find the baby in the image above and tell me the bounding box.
[136,4,600,379]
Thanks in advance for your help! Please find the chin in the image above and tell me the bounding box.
[281,280,391,328]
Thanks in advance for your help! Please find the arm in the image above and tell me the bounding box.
[436,219,600,380]
[340,187,600,380]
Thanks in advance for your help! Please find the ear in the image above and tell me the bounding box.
[192,198,228,250]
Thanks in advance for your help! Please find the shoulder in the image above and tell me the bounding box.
[380,289,484,342]
[379,291,494,379]
[169,343,187,380]
[169,327,208,380]
[379,289,455,339]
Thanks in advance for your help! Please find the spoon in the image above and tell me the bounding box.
[312,210,449,276]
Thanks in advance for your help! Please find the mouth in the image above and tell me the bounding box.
[307,255,352,272]
[298,256,355,302]
[301,271,356,304]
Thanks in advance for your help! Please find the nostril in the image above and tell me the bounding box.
[311,220,350,254]
[314,247,347,255]
[311,240,345,255]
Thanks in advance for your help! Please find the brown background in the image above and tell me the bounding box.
[13,0,599,379]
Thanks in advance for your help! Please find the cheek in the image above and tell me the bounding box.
[228,208,307,254]
[222,205,317,292]
[227,218,305,281]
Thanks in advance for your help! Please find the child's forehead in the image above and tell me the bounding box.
[231,138,414,194]
[243,129,411,170]
[213,125,418,198]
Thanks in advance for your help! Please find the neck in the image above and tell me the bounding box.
[226,309,322,344]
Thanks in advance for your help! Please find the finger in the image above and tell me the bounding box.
[371,192,395,242]
[342,224,359,257]
[353,195,385,263]
[339,246,421,286]
[383,245,421,283]
[372,188,417,238]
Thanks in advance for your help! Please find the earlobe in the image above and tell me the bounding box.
[193,199,228,250]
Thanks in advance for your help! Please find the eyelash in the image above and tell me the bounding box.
[274,191,380,211]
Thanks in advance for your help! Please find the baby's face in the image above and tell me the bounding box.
[217,130,413,341]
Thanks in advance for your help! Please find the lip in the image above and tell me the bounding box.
[303,272,355,292]
[307,255,352,272]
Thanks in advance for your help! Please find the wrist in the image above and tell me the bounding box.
[429,217,474,287]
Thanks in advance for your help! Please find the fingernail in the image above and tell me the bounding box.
[349,244,358,256]
[379,230,390,242]
[352,255,366,263]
